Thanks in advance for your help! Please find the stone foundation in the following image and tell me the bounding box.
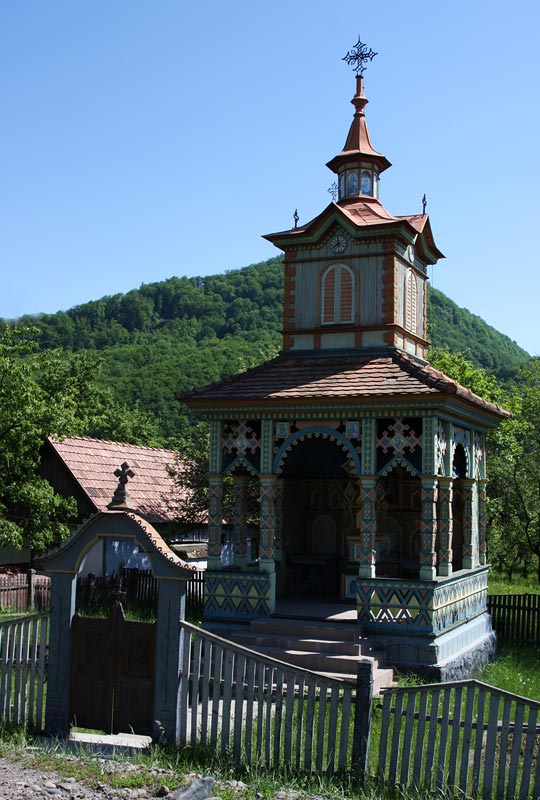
[373,612,496,680]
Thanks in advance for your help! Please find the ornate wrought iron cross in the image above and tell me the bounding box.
[328,182,338,201]
[342,36,378,76]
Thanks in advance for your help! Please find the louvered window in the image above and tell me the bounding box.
[405,269,418,333]
[321,265,356,324]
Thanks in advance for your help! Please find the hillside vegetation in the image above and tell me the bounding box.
[4,257,529,444]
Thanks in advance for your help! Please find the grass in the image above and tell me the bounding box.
[479,642,540,700]
[487,571,540,596]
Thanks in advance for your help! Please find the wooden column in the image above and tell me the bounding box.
[232,475,249,567]
[155,579,186,744]
[207,474,223,570]
[259,474,277,574]
[437,477,454,577]
[419,477,438,580]
[358,477,377,578]
[274,480,284,562]
[44,572,77,736]
[461,478,476,569]
[478,479,488,566]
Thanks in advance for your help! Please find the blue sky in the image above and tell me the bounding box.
[1,1,538,355]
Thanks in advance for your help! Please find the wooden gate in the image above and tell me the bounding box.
[70,602,156,735]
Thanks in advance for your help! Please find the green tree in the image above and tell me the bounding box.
[430,348,539,581]
[489,359,540,582]
[0,327,163,553]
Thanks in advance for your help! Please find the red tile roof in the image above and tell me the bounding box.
[47,436,180,523]
[181,351,510,420]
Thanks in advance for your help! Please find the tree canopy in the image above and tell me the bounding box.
[0,327,163,552]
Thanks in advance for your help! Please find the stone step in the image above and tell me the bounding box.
[249,618,361,641]
[231,632,361,657]
[226,617,393,693]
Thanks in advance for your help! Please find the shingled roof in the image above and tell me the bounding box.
[181,350,510,421]
[45,436,179,524]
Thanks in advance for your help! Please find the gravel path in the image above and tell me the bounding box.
[0,756,188,800]
[0,752,330,800]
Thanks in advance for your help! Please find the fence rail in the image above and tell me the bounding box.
[77,568,205,614]
[378,679,540,800]
[0,613,48,730]
[0,572,51,613]
[178,620,372,776]
[488,593,540,645]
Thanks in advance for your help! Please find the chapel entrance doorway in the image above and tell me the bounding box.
[69,601,156,736]
[279,436,357,599]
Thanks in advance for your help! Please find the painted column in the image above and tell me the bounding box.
[232,475,249,567]
[358,477,377,578]
[437,477,454,577]
[274,480,284,563]
[419,477,438,580]
[478,479,488,566]
[461,478,476,569]
[155,579,186,744]
[207,474,223,570]
[44,572,77,736]
[258,474,276,573]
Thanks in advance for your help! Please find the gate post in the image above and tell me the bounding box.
[153,579,186,744]
[44,572,77,735]
[351,659,373,781]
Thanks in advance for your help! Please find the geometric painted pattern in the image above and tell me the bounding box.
[204,572,272,620]
[222,420,261,455]
[357,567,489,636]
[377,418,422,455]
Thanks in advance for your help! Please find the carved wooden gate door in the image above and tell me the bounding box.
[70,602,156,735]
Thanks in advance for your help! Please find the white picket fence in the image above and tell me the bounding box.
[378,679,540,800]
[0,614,48,729]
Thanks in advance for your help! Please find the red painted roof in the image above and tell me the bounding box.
[326,75,391,174]
[181,351,510,420]
[46,436,180,523]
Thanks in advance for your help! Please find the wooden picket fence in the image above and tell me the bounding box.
[378,679,540,800]
[0,613,48,729]
[488,593,540,645]
[0,572,51,613]
[177,620,372,776]
[77,568,204,614]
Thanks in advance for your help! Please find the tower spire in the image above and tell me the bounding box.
[327,38,391,201]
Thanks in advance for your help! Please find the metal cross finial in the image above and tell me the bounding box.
[293,209,299,229]
[342,36,378,76]
[422,193,427,215]
[328,182,338,201]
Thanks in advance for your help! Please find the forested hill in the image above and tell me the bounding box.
[5,257,529,444]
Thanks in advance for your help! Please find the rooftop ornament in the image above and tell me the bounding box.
[108,461,135,510]
[342,36,377,76]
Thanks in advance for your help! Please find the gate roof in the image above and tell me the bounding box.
[38,510,197,580]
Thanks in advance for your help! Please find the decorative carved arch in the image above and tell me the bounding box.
[273,426,361,476]
[222,455,259,477]
[377,454,420,478]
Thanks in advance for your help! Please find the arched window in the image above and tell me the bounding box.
[321,264,356,324]
[404,269,418,333]
[361,171,372,195]
[347,171,358,195]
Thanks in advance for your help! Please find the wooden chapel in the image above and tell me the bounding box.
[181,61,510,675]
